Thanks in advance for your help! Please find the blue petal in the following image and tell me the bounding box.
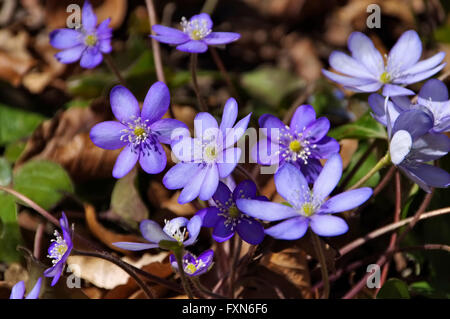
[322,69,376,88]
[320,188,372,213]
[178,166,208,204]
[410,132,450,161]
[184,215,203,246]
[347,32,384,75]
[212,218,234,242]
[199,164,219,201]
[419,78,449,101]
[9,281,25,299]
[274,163,309,206]
[387,30,422,72]
[89,121,127,150]
[176,40,208,53]
[200,207,221,228]
[310,214,348,237]
[141,81,170,123]
[224,113,251,148]
[25,277,42,299]
[139,142,166,174]
[49,29,82,49]
[151,25,189,44]
[151,119,189,145]
[212,182,232,207]
[203,32,240,45]
[265,217,308,240]
[80,47,103,69]
[304,117,331,143]
[290,105,316,133]
[311,136,340,159]
[405,52,445,75]
[236,217,265,245]
[217,147,241,178]
[233,180,257,202]
[400,162,450,191]
[313,154,342,201]
[329,51,375,79]
[382,84,415,96]
[236,199,298,222]
[110,85,140,123]
[112,144,139,179]
[392,109,433,140]
[194,112,219,139]
[189,13,213,30]
[55,45,85,64]
[113,242,159,251]
[163,162,201,190]
[219,98,238,134]
[82,0,97,31]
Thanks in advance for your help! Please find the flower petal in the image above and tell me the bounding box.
[388,30,422,72]
[110,85,140,123]
[322,69,375,87]
[275,163,309,206]
[55,45,85,64]
[236,199,298,222]
[311,136,340,159]
[390,130,412,165]
[224,113,251,148]
[10,281,25,299]
[304,117,331,143]
[99,38,112,54]
[395,63,446,86]
[313,154,342,201]
[79,47,103,69]
[89,121,127,150]
[178,166,208,204]
[310,214,348,237]
[410,133,450,161]
[233,180,257,202]
[406,52,446,76]
[212,218,234,242]
[163,162,201,189]
[112,144,139,178]
[382,84,415,97]
[140,219,172,243]
[49,29,82,49]
[82,0,97,31]
[199,164,219,200]
[25,278,42,299]
[400,162,450,192]
[176,40,208,53]
[321,188,373,213]
[348,32,384,76]
[194,112,219,139]
[265,217,308,240]
[200,207,222,227]
[212,182,232,207]
[203,32,240,45]
[139,142,166,174]
[251,139,280,165]
[190,13,213,29]
[290,104,316,133]
[236,217,265,245]
[141,81,170,123]
[329,51,375,79]
[112,242,159,251]
[392,109,433,140]
[184,215,203,246]
[217,147,241,178]
[419,78,449,102]
[151,25,189,44]
[219,98,238,134]
[151,119,189,144]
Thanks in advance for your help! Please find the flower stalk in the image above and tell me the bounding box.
[190,53,208,112]
[311,232,330,299]
[348,152,391,191]
[174,248,195,299]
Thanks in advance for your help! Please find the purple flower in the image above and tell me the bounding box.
[44,213,73,286]
[169,249,214,277]
[113,216,202,251]
[163,98,251,204]
[369,79,450,133]
[197,180,266,245]
[90,82,188,178]
[10,278,42,299]
[252,104,340,183]
[387,109,450,192]
[322,30,446,96]
[236,154,373,239]
[49,1,112,69]
[151,13,240,53]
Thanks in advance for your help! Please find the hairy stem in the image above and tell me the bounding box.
[311,232,329,299]
[174,250,195,299]
[347,152,391,191]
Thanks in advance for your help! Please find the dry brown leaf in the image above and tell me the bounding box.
[84,204,144,254]
[339,139,359,169]
[160,191,196,216]
[67,252,169,290]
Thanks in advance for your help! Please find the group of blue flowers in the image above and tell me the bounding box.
[12,0,449,299]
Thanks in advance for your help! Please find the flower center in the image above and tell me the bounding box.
[302,202,316,217]
[185,263,198,274]
[181,17,211,40]
[164,220,188,244]
[134,127,146,137]
[120,117,161,155]
[48,231,68,264]
[380,71,391,84]
[84,34,98,46]
[228,205,240,218]
[203,144,219,162]
[289,140,302,153]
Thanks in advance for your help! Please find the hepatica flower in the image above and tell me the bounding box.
[113,216,202,251]
[197,180,265,245]
[49,1,112,69]
[10,278,42,299]
[169,249,214,277]
[151,13,240,53]
[90,82,187,178]
[253,104,340,183]
[44,213,73,286]
[323,30,446,96]
[164,98,251,204]
[237,154,373,239]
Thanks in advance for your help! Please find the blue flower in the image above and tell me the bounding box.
[387,108,450,192]
[236,154,373,240]
[322,30,446,96]
[44,213,73,286]
[113,216,202,251]
[151,13,240,53]
[49,1,112,69]
[253,104,340,183]
[163,98,251,204]
[169,249,214,277]
[90,82,188,178]
[197,180,266,245]
[10,278,42,299]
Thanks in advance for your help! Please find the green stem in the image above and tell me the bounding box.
[190,53,208,112]
[347,152,391,191]
[311,232,329,299]
[174,249,195,299]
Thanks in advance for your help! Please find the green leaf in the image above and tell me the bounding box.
[328,112,387,140]
[0,157,12,186]
[241,66,304,109]
[377,278,411,299]
[110,168,149,229]
[4,140,26,163]
[13,160,74,210]
[0,104,45,146]
[342,142,380,188]
[0,193,22,262]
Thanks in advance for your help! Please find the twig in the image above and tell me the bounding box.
[339,206,450,257]
[190,53,208,111]
[191,277,227,299]
[33,223,45,260]
[210,47,238,99]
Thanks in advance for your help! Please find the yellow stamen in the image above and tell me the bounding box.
[84,34,98,46]
[289,140,302,153]
[302,202,315,217]
[380,71,391,84]
[228,205,240,218]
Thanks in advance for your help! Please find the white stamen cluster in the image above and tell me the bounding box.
[183,257,206,275]
[164,219,188,243]
[276,126,316,164]
[290,186,323,217]
[215,190,252,231]
[120,117,159,155]
[48,230,68,264]
[180,17,211,40]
